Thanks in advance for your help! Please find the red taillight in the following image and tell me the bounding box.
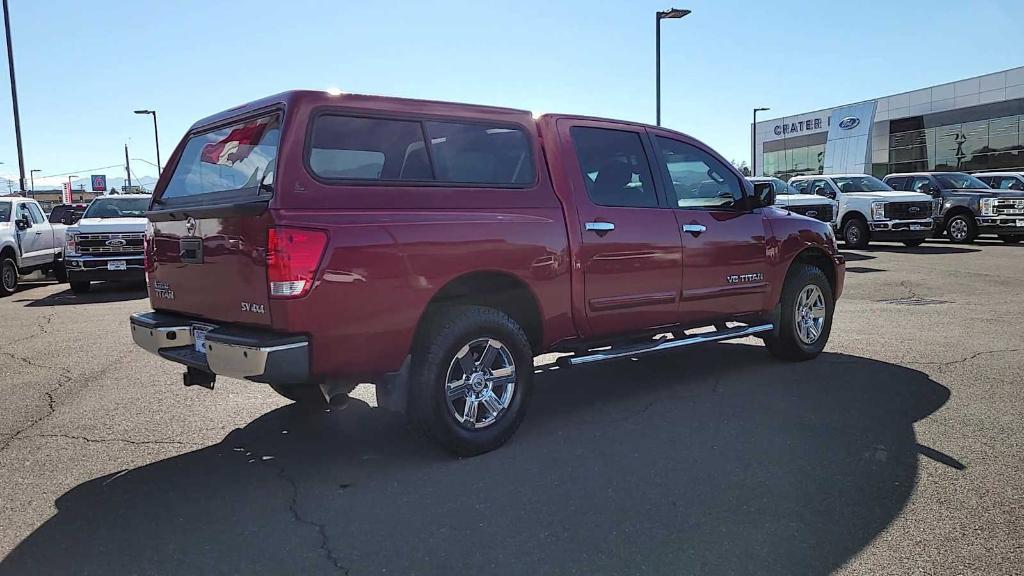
[266,227,328,299]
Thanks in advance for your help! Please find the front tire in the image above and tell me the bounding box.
[409,305,533,457]
[946,214,977,243]
[69,280,91,294]
[53,260,68,283]
[842,218,870,249]
[902,239,925,247]
[764,264,834,362]
[0,257,18,297]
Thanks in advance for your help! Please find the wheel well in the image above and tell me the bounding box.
[840,211,867,229]
[0,245,15,264]
[418,271,543,352]
[792,248,836,297]
[944,206,974,221]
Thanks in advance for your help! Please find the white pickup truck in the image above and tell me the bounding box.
[789,174,935,249]
[64,194,151,294]
[747,177,838,227]
[0,196,68,296]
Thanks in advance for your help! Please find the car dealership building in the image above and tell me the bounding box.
[753,66,1024,180]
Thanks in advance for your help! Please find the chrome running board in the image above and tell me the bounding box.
[563,323,774,366]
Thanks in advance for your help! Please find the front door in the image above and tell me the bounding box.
[562,121,683,338]
[15,202,49,267]
[648,133,769,324]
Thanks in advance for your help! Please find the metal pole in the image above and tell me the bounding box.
[752,109,757,176]
[2,0,26,193]
[125,144,132,191]
[655,14,661,126]
[151,111,161,175]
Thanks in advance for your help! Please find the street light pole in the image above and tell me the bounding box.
[752,107,770,176]
[655,8,690,127]
[29,168,38,193]
[2,0,26,193]
[134,109,161,175]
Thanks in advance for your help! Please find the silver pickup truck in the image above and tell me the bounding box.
[0,197,68,296]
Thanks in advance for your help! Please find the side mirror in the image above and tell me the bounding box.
[752,182,775,209]
[15,217,31,230]
[929,186,942,196]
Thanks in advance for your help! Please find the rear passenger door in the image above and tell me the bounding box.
[649,133,769,322]
[561,120,683,338]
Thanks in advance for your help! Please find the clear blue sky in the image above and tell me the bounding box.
[1,0,1022,190]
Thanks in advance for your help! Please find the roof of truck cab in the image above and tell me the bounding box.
[189,90,536,132]
[791,174,873,180]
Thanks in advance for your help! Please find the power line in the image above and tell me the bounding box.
[38,164,124,179]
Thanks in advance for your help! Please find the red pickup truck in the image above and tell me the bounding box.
[130,90,844,455]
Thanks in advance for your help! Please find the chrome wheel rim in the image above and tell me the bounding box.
[845,224,860,244]
[1,261,15,291]
[949,218,968,240]
[795,284,826,344]
[445,338,517,430]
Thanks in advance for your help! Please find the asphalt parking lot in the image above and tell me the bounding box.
[1,239,1022,575]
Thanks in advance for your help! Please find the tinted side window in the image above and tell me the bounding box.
[809,179,835,198]
[309,115,433,181]
[424,121,534,185]
[571,127,658,208]
[654,137,743,209]
[790,179,810,193]
[886,176,906,190]
[48,206,65,224]
[26,203,45,224]
[908,176,932,193]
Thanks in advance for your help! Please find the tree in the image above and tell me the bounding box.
[731,159,751,177]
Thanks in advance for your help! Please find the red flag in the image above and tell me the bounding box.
[201,120,271,166]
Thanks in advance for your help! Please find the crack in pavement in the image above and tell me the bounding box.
[0,348,136,455]
[10,433,206,448]
[908,348,1023,366]
[255,456,350,574]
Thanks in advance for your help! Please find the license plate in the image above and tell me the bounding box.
[107,260,126,271]
[192,324,215,354]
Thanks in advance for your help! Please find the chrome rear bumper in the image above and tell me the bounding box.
[129,311,309,384]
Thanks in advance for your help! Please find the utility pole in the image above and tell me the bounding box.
[124,143,132,192]
[2,0,26,193]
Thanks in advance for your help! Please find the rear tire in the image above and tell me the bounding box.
[842,218,870,249]
[69,280,91,294]
[764,264,834,362]
[0,257,18,297]
[946,214,978,243]
[902,239,925,247]
[408,305,533,457]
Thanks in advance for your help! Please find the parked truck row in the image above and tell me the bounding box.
[748,170,1024,248]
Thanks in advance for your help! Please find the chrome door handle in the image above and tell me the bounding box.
[682,223,707,236]
[585,221,615,234]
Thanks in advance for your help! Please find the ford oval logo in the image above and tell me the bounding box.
[105,239,127,247]
[838,116,860,130]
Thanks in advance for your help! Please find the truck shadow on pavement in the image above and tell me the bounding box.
[0,343,953,576]
[19,282,147,307]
